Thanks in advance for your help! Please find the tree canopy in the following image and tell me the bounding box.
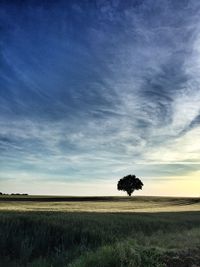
[117,174,143,196]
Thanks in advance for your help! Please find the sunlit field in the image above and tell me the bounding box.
[0,196,200,267]
[0,195,200,212]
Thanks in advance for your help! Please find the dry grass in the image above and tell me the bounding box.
[0,196,199,212]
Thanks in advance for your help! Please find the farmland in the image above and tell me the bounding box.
[0,195,200,212]
[0,196,200,266]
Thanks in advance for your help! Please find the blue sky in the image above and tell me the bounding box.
[0,0,200,196]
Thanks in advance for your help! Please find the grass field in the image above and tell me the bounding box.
[0,196,200,267]
[0,195,200,212]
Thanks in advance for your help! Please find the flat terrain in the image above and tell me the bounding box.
[0,195,200,212]
[0,196,200,267]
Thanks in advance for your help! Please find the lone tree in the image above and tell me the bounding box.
[117,174,143,196]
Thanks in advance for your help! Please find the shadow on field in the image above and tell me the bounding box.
[0,195,200,267]
[0,210,200,266]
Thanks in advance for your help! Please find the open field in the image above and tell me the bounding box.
[0,195,200,212]
[0,196,200,267]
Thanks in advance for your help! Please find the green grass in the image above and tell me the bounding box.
[0,197,200,266]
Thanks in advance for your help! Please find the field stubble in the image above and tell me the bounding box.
[0,195,199,212]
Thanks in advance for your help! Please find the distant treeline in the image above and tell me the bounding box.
[0,192,28,196]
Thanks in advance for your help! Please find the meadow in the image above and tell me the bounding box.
[0,196,200,267]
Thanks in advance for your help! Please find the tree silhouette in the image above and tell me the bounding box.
[117,174,143,196]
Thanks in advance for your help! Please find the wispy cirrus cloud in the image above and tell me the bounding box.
[0,0,200,195]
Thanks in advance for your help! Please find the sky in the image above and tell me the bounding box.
[0,0,200,196]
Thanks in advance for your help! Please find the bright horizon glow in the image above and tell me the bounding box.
[1,173,200,197]
[1,0,200,197]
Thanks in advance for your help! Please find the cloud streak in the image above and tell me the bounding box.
[0,0,200,195]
